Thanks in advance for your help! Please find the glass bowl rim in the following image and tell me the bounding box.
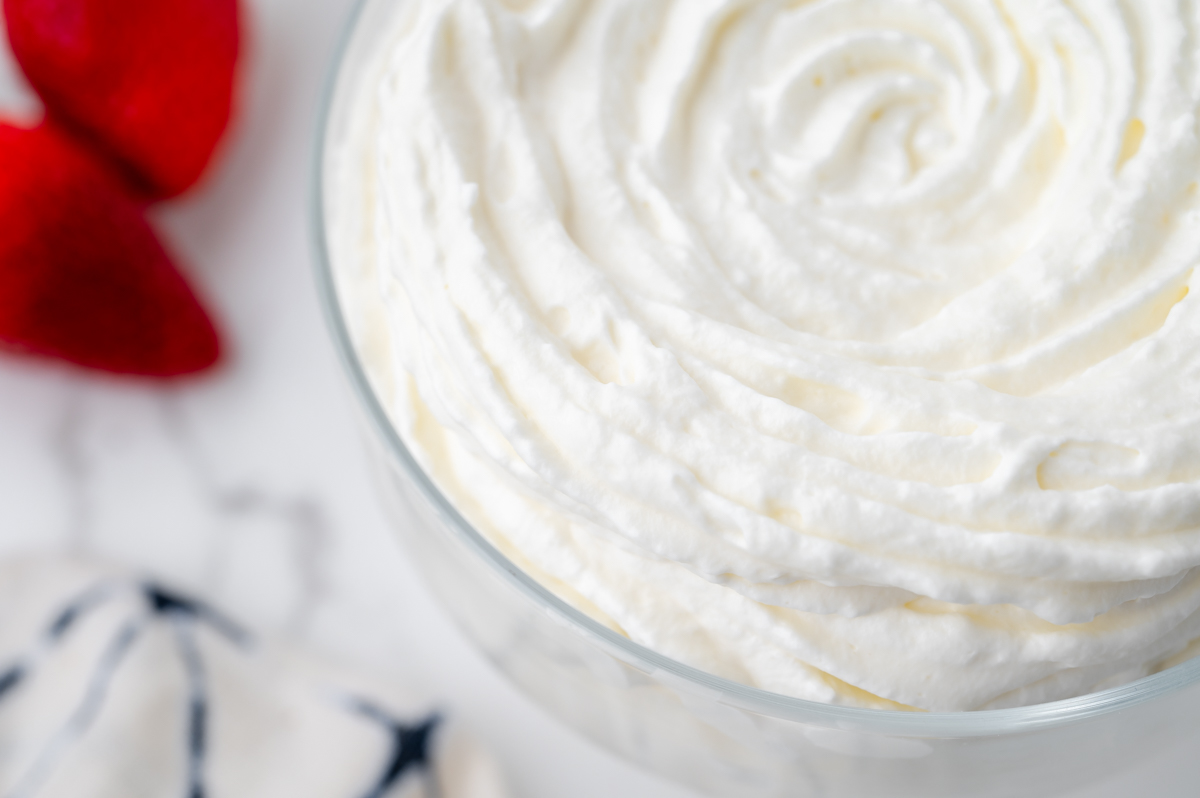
[310,0,1200,739]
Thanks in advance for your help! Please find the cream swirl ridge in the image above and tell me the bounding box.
[331,0,1200,710]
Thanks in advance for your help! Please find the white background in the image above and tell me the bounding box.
[0,2,1196,796]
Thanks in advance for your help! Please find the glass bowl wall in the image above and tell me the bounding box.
[313,2,1200,795]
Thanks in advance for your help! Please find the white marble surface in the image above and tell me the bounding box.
[0,2,1197,796]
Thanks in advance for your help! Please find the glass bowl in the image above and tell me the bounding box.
[312,2,1200,795]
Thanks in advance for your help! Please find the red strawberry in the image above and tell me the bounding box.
[0,121,221,376]
[3,0,240,200]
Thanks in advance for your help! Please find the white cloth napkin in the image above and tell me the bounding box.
[0,556,508,798]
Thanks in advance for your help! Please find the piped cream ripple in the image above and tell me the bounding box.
[331,0,1200,710]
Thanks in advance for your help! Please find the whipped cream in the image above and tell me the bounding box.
[329,0,1200,711]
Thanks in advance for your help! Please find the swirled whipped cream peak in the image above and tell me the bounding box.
[329,0,1200,711]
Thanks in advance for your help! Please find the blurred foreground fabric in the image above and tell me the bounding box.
[0,556,508,798]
